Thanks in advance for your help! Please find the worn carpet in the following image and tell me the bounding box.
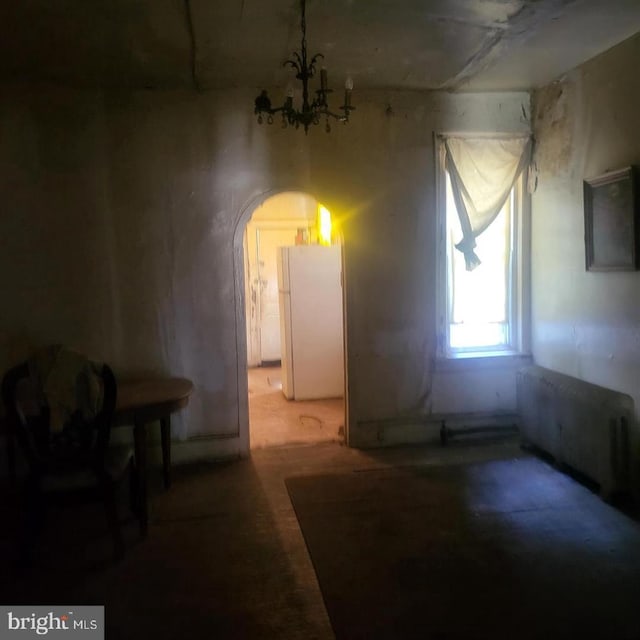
[286,457,640,640]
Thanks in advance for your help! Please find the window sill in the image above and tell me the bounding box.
[434,351,532,373]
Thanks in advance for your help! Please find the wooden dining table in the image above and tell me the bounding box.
[2,372,193,536]
[114,377,193,535]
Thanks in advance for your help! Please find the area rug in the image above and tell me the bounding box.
[286,457,640,640]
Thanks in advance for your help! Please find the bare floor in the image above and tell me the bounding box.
[1,437,639,639]
[248,365,344,449]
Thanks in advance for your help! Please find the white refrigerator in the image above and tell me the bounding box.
[277,245,344,400]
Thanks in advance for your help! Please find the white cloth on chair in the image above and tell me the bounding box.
[28,345,104,433]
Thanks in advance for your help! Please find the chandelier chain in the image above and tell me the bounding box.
[300,0,307,56]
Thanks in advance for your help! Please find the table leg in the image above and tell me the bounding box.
[160,416,171,489]
[133,420,148,536]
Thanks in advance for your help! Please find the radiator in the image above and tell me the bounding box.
[516,365,634,498]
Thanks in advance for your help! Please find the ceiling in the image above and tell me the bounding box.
[0,0,638,92]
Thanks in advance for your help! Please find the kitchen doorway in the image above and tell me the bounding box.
[242,191,346,449]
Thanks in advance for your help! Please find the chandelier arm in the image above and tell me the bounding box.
[284,58,302,74]
[308,52,324,75]
[317,108,349,121]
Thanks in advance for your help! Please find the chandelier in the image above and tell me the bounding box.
[254,0,354,133]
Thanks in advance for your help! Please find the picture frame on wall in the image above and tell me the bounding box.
[583,166,638,271]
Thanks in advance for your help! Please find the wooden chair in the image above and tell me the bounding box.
[1,360,139,563]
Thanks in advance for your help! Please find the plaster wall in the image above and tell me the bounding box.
[531,34,640,466]
[0,84,529,460]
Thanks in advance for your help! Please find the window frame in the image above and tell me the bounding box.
[435,133,531,361]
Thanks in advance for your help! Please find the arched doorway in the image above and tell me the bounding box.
[235,190,347,449]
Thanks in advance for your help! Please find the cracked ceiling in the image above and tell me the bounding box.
[0,0,638,92]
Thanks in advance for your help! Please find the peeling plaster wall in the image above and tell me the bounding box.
[531,33,640,474]
[0,84,528,460]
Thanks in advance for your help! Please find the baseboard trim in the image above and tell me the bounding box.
[351,412,519,449]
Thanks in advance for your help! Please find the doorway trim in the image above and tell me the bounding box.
[232,188,350,451]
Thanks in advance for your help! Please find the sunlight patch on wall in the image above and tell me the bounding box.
[317,204,332,246]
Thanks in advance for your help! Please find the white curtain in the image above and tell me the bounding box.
[444,136,532,270]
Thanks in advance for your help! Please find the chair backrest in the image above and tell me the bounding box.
[1,361,117,476]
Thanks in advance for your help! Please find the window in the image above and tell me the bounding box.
[436,137,529,359]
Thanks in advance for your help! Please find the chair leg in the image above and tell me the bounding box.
[133,420,149,537]
[7,431,17,486]
[127,457,147,538]
[129,459,139,515]
[101,479,125,561]
[19,478,43,567]
[160,416,171,489]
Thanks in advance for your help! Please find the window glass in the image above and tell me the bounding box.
[445,172,513,352]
